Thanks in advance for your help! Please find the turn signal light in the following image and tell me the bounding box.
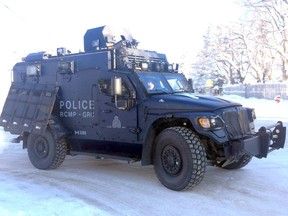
[198,118,211,128]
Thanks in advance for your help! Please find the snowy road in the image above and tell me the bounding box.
[0,97,288,216]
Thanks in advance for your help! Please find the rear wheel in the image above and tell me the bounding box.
[153,127,206,191]
[27,129,67,170]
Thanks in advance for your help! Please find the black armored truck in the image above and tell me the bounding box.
[0,26,286,191]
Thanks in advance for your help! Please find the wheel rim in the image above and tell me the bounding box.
[161,145,182,176]
[34,136,49,159]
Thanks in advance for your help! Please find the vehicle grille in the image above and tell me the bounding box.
[223,108,251,139]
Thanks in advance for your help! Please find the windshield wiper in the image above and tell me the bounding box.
[173,88,188,92]
[149,89,170,94]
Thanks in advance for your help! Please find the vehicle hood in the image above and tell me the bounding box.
[145,93,242,112]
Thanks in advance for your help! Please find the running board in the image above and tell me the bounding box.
[69,151,140,163]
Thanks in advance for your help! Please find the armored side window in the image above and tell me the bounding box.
[98,79,111,95]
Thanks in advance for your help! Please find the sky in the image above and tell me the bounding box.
[0,0,242,61]
[0,0,242,99]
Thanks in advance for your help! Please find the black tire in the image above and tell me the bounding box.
[153,127,207,191]
[220,154,253,170]
[27,130,67,170]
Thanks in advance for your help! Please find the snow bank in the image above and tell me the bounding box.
[219,95,288,120]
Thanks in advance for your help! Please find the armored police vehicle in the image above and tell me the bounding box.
[0,26,286,191]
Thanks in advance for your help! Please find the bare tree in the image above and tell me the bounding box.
[193,25,248,86]
[243,0,288,81]
[192,0,288,86]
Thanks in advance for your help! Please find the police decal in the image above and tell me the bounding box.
[59,100,94,118]
[112,116,121,128]
[107,116,125,129]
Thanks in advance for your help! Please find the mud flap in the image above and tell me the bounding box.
[0,82,59,135]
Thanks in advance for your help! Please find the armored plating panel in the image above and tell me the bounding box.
[0,82,59,135]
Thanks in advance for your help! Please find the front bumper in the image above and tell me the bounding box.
[242,121,286,158]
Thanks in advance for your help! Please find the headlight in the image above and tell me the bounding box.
[141,62,149,70]
[197,116,224,129]
[246,108,256,122]
[252,109,256,120]
[26,64,41,76]
[167,64,173,72]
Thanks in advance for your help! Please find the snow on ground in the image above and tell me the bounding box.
[0,95,287,216]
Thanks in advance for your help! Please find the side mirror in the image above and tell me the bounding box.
[111,77,122,96]
[111,76,136,110]
[111,76,127,110]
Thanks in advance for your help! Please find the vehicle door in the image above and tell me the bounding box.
[94,73,138,142]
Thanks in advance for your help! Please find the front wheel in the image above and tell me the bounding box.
[27,129,67,170]
[153,127,207,191]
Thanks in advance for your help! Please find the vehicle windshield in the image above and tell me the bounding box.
[137,72,192,94]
